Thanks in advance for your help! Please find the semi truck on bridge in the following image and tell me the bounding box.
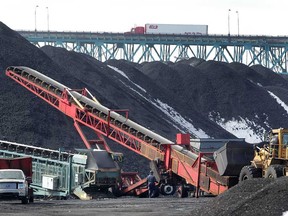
[127,23,208,35]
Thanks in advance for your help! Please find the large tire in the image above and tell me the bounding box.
[239,165,262,181]
[111,186,122,197]
[159,184,176,196]
[152,186,160,198]
[21,197,29,204]
[264,165,285,178]
[177,185,188,198]
[29,189,34,203]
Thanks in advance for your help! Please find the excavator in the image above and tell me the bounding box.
[238,128,288,180]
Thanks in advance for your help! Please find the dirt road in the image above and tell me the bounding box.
[0,196,212,216]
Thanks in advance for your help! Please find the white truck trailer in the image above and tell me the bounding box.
[144,24,208,35]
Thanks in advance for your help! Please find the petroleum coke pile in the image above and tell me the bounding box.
[193,177,288,216]
[2,21,288,215]
[2,21,288,177]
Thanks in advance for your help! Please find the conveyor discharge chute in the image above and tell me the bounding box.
[213,141,254,176]
[77,149,119,171]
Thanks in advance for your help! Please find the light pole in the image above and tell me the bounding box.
[236,10,239,36]
[228,9,231,36]
[46,6,50,32]
[34,5,39,31]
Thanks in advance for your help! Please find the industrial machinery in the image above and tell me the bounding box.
[6,66,251,197]
[238,128,288,180]
[0,139,122,199]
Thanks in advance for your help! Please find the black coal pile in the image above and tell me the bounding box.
[0,22,85,148]
[139,59,288,142]
[193,177,288,216]
[2,21,288,214]
[2,21,288,175]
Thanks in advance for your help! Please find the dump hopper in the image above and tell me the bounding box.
[213,141,254,176]
[76,149,120,171]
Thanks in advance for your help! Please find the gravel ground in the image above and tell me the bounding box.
[0,196,211,216]
[1,177,288,216]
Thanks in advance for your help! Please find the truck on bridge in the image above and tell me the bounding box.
[128,23,208,35]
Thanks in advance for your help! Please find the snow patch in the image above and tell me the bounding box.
[107,65,146,93]
[268,91,288,115]
[209,112,264,143]
[107,65,129,79]
[153,99,209,138]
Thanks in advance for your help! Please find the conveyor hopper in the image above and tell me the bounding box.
[76,149,120,171]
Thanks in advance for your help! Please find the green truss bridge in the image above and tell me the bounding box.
[18,30,288,73]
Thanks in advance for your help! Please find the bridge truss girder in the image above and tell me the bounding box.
[30,36,288,73]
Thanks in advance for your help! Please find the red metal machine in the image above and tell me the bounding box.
[6,66,239,197]
[0,157,33,180]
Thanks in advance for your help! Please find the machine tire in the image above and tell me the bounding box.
[111,186,122,197]
[239,165,262,181]
[21,197,29,204]
[264,165,285,179]
[152,186,160,198]
[177,185,188,198]
[159,184,176,196]
[28,189,34,203]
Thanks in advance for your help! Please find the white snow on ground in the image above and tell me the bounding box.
[209,112,264,143]
[268,91,288,115]
[215,91,288,143]
[107,65,147,93]
[248,79,263,87]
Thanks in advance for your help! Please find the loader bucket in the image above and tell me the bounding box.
[213,141,254,176]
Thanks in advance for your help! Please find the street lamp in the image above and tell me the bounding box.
[46,6,50,32]
[34,5,39,31]
[236,11,239,36]
[228,9,231,36]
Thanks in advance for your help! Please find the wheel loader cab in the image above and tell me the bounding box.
[280,131,288,159]
[270,128,288,159]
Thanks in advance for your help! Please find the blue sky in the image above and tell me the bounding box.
[1,0,286,36]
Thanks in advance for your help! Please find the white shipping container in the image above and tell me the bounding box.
[145,24,208,35]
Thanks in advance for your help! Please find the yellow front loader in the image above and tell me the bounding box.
[239,128,288,180]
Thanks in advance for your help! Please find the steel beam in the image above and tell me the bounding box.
[18,31,288,72]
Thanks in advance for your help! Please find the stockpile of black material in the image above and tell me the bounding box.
[0,22,83,148]
[139,60,288,141]
[193,177,288,216]
[2,21,288,175]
